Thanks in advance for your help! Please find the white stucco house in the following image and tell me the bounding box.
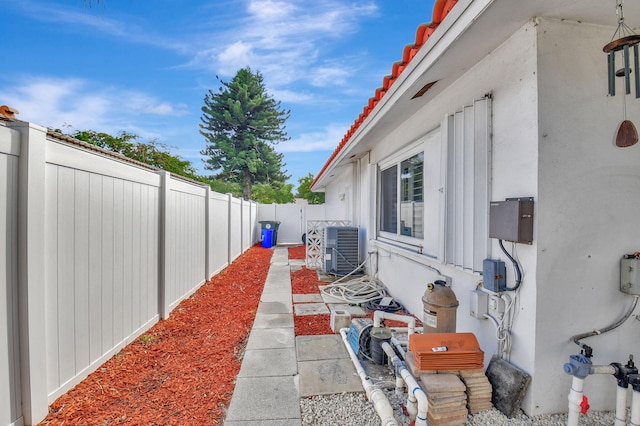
[311,0,640,416]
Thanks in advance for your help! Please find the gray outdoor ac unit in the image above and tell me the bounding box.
[324,226,360,275]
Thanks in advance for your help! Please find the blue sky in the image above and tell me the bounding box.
[2,0,435,188]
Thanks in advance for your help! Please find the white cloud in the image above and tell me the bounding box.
[216,41,255,76]
[190,0,379,91]
[277,123,348,153]
[0,76,189,132]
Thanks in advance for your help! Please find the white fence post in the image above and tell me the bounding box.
[158,171,171,319]
[227,193,232,265]
[205,186,211,280]
[12,121,49,425]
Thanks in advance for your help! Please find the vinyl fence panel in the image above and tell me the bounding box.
[0,127,21,426]
[43,142,162,401]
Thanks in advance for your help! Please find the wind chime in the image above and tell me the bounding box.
[604,0,640,147]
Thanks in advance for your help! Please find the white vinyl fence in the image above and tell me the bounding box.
[0,121,259,426]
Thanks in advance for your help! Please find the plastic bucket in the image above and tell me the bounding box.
[261,229,273,248]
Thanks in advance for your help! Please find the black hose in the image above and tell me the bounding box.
[499,239,522,291]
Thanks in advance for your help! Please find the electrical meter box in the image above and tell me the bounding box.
[620,257,640,295]
[489,197,534,244]
[483,259,506,292]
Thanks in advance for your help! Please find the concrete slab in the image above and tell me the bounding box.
[298,359,363,396]
[296,335,349,361]
[262,282,293,294]
[252,313,294,329]
[260,293,292,303]
[238,348,297,377]
[292,294,323,303]
[271,247,289,265]
[257,301,293,315]
[246,327,295,350]
[266,266,293,284]
[289,259,305,267]
[293,303,329,316]
[327,303,367,317]
[225,376,300,422]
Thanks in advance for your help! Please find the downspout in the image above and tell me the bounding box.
[381,342,428,426]
[339,328,398,426]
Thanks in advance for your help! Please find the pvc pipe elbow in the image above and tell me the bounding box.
[373,311,416,334]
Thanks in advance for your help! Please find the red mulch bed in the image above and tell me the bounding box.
[291,266,323,294]
[288,244,306,260]
[41,245,272,426]
[294,314,333,335]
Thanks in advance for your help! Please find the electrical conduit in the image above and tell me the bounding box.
[339,328,398,426]
[380,341,428,426]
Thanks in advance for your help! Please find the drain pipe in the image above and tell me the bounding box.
[380,341,428,426]
[339,328,398,426]
[373,311,417,335]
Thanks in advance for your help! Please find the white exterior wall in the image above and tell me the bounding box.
[324,20,545,411]
[323,17,640,415]
[0,127,22,426]
[534,18,640,413]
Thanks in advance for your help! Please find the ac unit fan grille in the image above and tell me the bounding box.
[324,226,359,275]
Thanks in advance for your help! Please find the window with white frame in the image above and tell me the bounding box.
[380,152,424,239]
[375,95,491,272]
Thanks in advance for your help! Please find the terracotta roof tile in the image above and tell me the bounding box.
[313,0,458,187]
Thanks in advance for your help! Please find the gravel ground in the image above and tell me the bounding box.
[300,391,620,426]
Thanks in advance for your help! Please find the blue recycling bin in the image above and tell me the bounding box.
[261,229,273,248]
[259,221,280,246]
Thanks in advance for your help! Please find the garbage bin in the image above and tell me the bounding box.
[259,221,280,246]
[261,229,273,248]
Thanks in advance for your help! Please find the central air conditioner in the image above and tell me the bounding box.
[323,226,360,275]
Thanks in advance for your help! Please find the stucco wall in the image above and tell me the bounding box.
[535,18,640,413]
[326,19,544,411]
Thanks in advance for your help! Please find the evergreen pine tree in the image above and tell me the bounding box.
[200,67,290,199]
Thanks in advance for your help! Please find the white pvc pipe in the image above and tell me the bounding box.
[632,388,640,426]
[373,311,416,335]
[381,341,428,426]
[390,336,406,359]
[567,376,585,426]
[386,326,424,334]
[339,328,398,426]
[615,385,627,426]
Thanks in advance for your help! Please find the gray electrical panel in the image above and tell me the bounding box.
[621,257,640,295]
[489,197,534,244]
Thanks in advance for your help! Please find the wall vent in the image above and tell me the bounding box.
[323,226,360,275]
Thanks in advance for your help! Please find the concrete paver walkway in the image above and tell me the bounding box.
[224,246,362,425]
